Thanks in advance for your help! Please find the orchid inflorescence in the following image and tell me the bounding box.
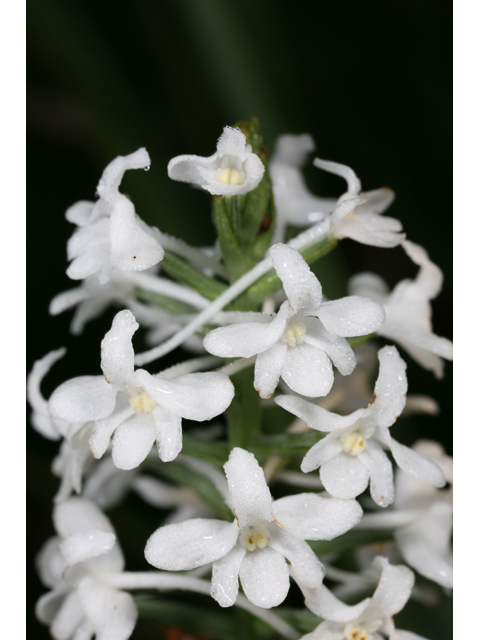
[29,120,452,640]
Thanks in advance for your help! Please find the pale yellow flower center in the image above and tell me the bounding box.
[344,625,369,640]
[239,523,271,552]
[216,156,246,185]
[282,323,306,348]
[129,391,156,414]
[341,430,367,456]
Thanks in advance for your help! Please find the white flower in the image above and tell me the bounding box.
[66,149,164,284]
[48,310,234,470]
[359,440,453,589]
[269,134,337,244]
[36,498,137,640]
[276,346,446,507]
[28,348,68,440]
[300,556,429,640]
[167,126,265,196]
[313,157,405,248]
[204,243,385,398]
[349,240,453,378]
[144,447,362,609]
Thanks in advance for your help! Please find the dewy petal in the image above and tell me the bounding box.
[59,531,116,566]
[366,556,414,620]
[320,454,370,500]
[28,348,67,415]
[254,341,288,399]
[168,126,265,196]
[281,342,335,397]
[211,545,246,607]
[316,296,385,338]
[402,240,443,299]
[203,301,290,358]
[53,498,114,537]
[272,492,363,540]
[77,576,137,640]
[275,395,365,433]
[111,413,156,470]
[239,546,290,608]
[300,621,344,640]
[101,310,139,385]
[224,448,273,527]
[367,345,407,428]
[396,525,452,589]
[89,401,134,460]
[269,244,323,313]
[302,584,370,622]
[301,434,344,473]
[49,376,116,423]
[96,148,151,207]
[152,405,183,462]
[389,438,446,487]
[359,443,395,507]
[144,518,238,571]
[303,320,356,376]
[348,272,389,301]
[137,370,234,421]
[313,158,362,195]
[109,199,164,272]
[268,526,324,589]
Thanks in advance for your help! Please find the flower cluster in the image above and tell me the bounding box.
[29,122,452,640]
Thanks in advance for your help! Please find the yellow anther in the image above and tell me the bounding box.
[345,626,369,640]
[239,524,271,552]
[283,323,306,347]
[341,431,367,456]
[129,391,156,414]
[217,165,245,185]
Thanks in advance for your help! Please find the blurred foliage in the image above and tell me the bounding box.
[27,1,452,638]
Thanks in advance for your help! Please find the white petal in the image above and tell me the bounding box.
[66,200,95,226]
[54,498,114,537]
[268,526,325,589]
[96,148,151,204]
[35,588,67,625]
[360,443,395,507]
[348,272,389,301]
[301,434,344,473]
[111,413,156,470]
[402,240,443,299]
[320,453,370,500]
[303,321,356,375]
[50,591,85,640]
[313,158,361,195]
[269,244,323,313]
[224,448,273,528]
[138,370,234,421]
[276,395,364,433]
[49,376,116,423]
[300,621,343,640]
[89,402,134,459]
[393,630,431,640]
[367,345,407,428]
[317,296,385,337]
[27,347,66,414]
[389,439,446,487]
[110,200,164,272]
[302,584,370,622]
[272,492,362,540]
[282,342,334,397]
[152,405,183,462]
[101,310,138,385]
[211,545,246,607]
[77,576,137,640]
[36,537,66,588]
[254,341,287,399]
[361,188,395,214]
[396,527,452,589]
[59,531,116,566]
[239,546,290,608]
[203,302,290,358]
[366,556,414,620]
[144,518,238,570]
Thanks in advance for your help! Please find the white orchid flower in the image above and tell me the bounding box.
[276,346,446,507]
[36,498,137,640]
[168,126,265,196]
[48,310,235,470]
[204,243,385,398]
[312,157,405,248]
[144,447,362,609]
[66,149,164,284]
[359,440,453,589]
[269,134,337,244]
[349,240,453,378]
[300,556,429,640]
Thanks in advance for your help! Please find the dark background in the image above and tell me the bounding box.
[27,1,452,638]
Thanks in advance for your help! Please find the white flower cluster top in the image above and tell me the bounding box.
[28,125,452,640]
